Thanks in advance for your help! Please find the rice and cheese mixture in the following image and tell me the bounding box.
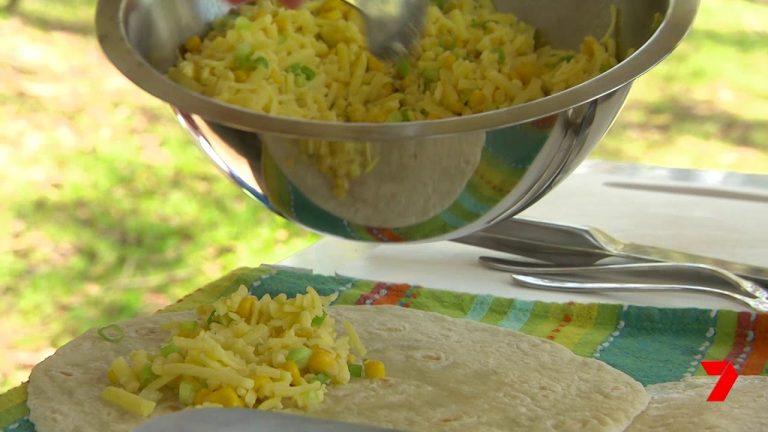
[168,0,618,122]
[101,287,383,417]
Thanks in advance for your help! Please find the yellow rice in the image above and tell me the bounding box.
[168,0,619,123]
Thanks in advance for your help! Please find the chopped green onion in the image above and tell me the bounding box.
[311,312,327,327]
[179,380,202,406]
[298,389,323,408]
[348,363,363,378]
[300,65,316,81]
[491,47,506,65]
[178,320,198,334]
[237,55,269,71]
[560,54,575,63]
[286,63,302,75]
[422,68,439,86]
[97,324,124,343]
[386,110,411,123]
[395,59,410,78]
[286,63,316,82]
[286,346,312,369]
[206,310,219,327]
[138,364,158,387]
[386,111,403,123]
[314,372,331,384]
[235,43,252,57]
[234,43,255,69]
[254,56,270,69]
[234,16,252,30]
[160,343,179,357]
[431,0,448,10]
[212,17,228,31]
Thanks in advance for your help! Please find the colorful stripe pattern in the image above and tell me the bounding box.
[2,265,767,431]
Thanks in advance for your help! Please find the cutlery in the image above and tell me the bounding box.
[512,274,768,313]
[455,217,768,286]
[479,258,768,301]
[343,0,427,60]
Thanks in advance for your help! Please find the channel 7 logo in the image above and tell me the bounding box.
[701,361,738,402]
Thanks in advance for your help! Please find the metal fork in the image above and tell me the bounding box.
[512,274,768,312]
[343,0,427,60]
[479,258,768,301]
[455,217,768,286]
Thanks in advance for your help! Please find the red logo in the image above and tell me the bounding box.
[701,361,739,402]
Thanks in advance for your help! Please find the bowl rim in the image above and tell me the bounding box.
[96,0,699,141]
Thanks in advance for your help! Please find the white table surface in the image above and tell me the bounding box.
[280,161,768,312]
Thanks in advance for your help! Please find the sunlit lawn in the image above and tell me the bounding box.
[1,0,767,391]
[595,0,768,171]
[0,0,319,390]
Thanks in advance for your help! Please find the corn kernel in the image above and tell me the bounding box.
[184,35,202,52]
[280,361,302,386]
[107,369,119,385]
[308,348,337,375]
[251,375,272,392]
[319,10,343,21]
[193,388,211,406]
[447,100,465,115]
[367,55,388,73]
[468,89,487,111]
[236,295,255,319]
[440,53,457,68]
[196,304,213,318]
[514,62,539,84]
[205,386,244,407]
[234,70,249,83]
[321,0,345,13]
[364,359,386,379]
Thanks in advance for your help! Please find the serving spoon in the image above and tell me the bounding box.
[342,0,428,60]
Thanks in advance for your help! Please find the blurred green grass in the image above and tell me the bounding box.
[0,0,319,390]
[1,0,766,392]
[596,0,768,170]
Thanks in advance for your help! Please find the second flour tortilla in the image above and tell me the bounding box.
[28,305,649,432]
[264,132,486,228]
[626,375,768,432]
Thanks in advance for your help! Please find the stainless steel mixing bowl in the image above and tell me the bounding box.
[95,0,698,242]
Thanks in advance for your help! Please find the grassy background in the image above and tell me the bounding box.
[1,0,766,391]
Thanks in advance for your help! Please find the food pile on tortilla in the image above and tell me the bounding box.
[25,285,767,431]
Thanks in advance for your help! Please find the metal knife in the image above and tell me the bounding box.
[135,408,400,432]
[454,217,768,286]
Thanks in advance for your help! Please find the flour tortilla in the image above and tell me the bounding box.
[28,306,649,432]
[626,375,768,432]
[264,132,485,228]
[28,311,194,432]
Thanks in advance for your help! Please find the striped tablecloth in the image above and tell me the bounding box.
[2,265,766,431]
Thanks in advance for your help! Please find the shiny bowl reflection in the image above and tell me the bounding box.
[96,0,698,242]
